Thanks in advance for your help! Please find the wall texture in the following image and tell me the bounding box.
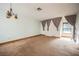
[75,12,79,43]
[76,13,79,35]
[0,4,40,43]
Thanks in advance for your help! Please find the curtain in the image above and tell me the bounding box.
[46,19,51,31]
[41,20,46,31]
[52,17,62,31]
[65,14,77,42]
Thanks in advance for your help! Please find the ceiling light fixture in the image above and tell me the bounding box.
[6,3,18,19]
[37,7,42,11]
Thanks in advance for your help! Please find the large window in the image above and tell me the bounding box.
[63,22,72,33]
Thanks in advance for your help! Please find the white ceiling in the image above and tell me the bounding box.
[0,3,79,20]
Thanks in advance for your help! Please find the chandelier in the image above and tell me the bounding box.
[6,3,18,19]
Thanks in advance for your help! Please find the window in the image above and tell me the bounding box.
[63,22,72,33]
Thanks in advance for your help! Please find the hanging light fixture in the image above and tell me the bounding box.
[37,7,42,11]
[6,3,18,19]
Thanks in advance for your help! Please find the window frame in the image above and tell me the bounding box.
[62,22,72,33]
